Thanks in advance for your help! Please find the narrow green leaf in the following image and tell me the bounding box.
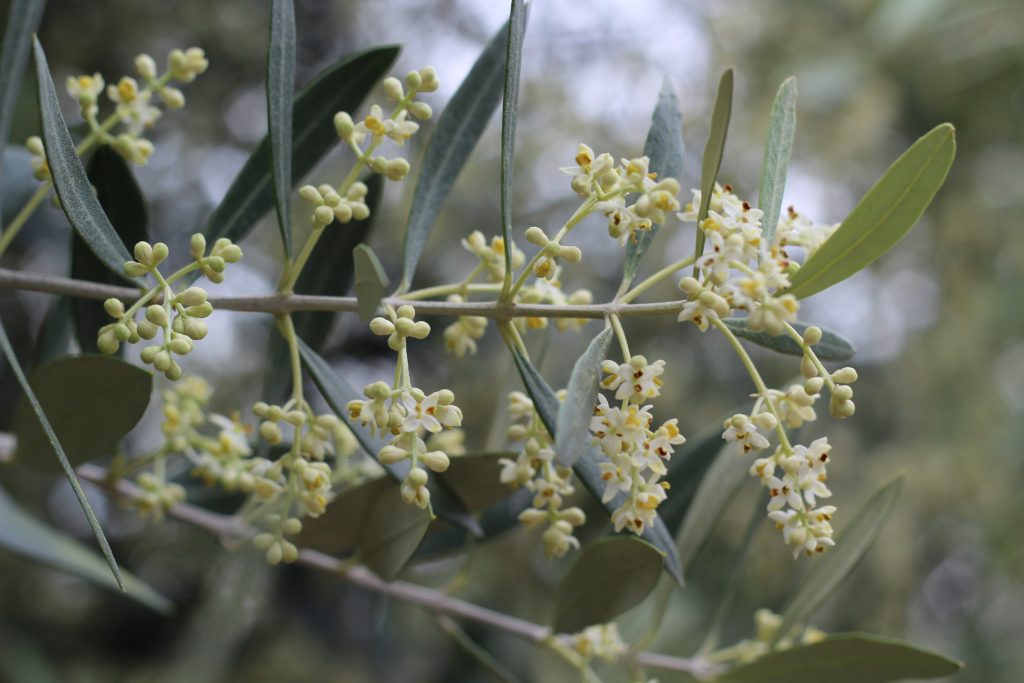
[74,146,148,354]
[0,318,123,589]
[33,295,73,365]
[724,633,962,682]
[759,77,798,248]
[297,339,481,536]
[693,68,733,274]
[261,175,382,406]
[0,485,171,613]
[786,124,956,298]
[658,420,732,534]
[353,243,389,322]
[267,0,295,255]
[14,355,152,471]
[439,451,518,512]
[510,346,684,584]
[204,46,399,245]
[674,434,748,578]
[622,76,684,284]
[723,318,855,362]
[773,475,904,645]
[555,327,611,467]
[356,482,431,580]
[0,0,46,222]
[553,537,664,633]
[400,19,510,289]
[499,0,527,283]
[2,147,40,225]
[33,38,135,280]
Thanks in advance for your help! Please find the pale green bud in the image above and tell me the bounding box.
[831,367,858,384]
[800,356,818,379]
[559,245,582,263]
[253,533,275,550]
[265,542,283,565]
[165,361,183,381]
[153,350,172,372]
[558,507,586,527]
[253,401,270,417]
[159,86,185,109]
[97,330,119,355]
[418,66,438,92]
[186,302,214,318]
[140,346,161,364]
[282,518,302,535]
[313,205,334,227]
[219,244,242,263]
[135,54,157,80]
[405,70,422,90]
[397,304,416,319]
[803,377,825,395]
[280,541,298,563]
[831,384,853,401]
[407,101,432,120]
[103,298,125,318]
[679,276,702,295]
[169,336,192,355]
[394,318,415,336]
[753,412,778,430]
[334,111,355,140]
[299,185,323,205]
[384,157,410,181]
[407,467,428,487]
[123,261,148,277]
[421,450,450,472]
[259,421,283,445]
[369,317,395,336]
[802,326,823,346]
[113,323,131,341]
[178,287,208,307]
[184,319,208,340]
[525,226,548,246]
[332,203,353,223]
[190,233,206,259]
[145,305,167,326]
[284,410,306,426]
[134,241,153,265]
[382,76,404,101]
[137,320,158,340]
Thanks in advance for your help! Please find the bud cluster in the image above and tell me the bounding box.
[299,182,371,229]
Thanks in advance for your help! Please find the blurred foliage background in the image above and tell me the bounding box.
[0,0,1022,681]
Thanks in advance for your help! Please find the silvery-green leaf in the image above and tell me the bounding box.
[758,77,798,248]
[692,68,733,274]
[266,0,296,255]
[356,483,431,580]
[723,318,855,362]
[353,243,389,322]
[555,327,611,466]
[499,0,527,285]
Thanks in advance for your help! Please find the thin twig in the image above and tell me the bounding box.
[0,268,687,320]
[74,463,717,677]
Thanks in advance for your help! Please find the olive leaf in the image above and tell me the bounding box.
[722,318,855,362]
[692,68,733,274]
[554,327,612,467]
[266,0,296,255]
[786,124,955,299]
[553,536,664,633]
[758,76,798,248]
[356,483,432,580]
[400,17,510,290]
[353,243,389,322]
[499,0,527,287]
[723,633,962,682]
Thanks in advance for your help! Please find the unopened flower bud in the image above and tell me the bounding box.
[831,384,853,401]
[753,412,777,430]
[802,325,823,346]
[408,101,432,120]
[103,298,125,318]
[184,319,208,340]
[418,66,439,92]
[405,70,422,90]
[133,241,153,265]
[165,361,183,381]
[284,410,306,426]
[160,86,185,109]
[382,76,404,101]
[800,356,818,378]
[559,507,586,526]
[384,157,410,181]
[151,242,169,266]
[169,336,192,355]
[679,276,702,295]
[135,54,157,80]
[407,467,428,487]
[397,304,416,319]
[153,350,172,372]
[137,320,158,340]
[421,450,450,472]
[525,226,548,246]
[369,317,395,336]
[333,111,355,140]
[190,233,206,259]
[831,367,858,384]
[113,323,131,341]
[559,245,582,263]
[145,305,167,326]
[313,205,334,227]
[97,330,119,355]
[259,421,283,445]
[804,377,825,395]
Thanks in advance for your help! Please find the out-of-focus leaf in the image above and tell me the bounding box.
[437,615,524,683]
[723,633,962,682]
[266,0,295,255]
[555,328,611,467]
[658,420,731,535]
[399,20,509,290]
[722,318,855,362]
[758,77,798,248]
[296,476,389,554]
[1,147,39,224]
[693,68,733,274]
[439,451,517,512]
[510,346,683,584]
[204,46,398,245]
[553,537,664,633]
[261,175,381,406]
[0,320,122,588]
[353,243,388,322]
[623,76,684,284]
[0,485,170,613]
[356,482,431,580]
[499,0,527,286]
[33,296,72,365]
[297,339,480,535]
[74,146,148,354]
[674,435,749,579]
[33,38,135,281]
[786,124,955,298]
[0,0,45,222]
[14,355,152,471]
[773,475,904,645]
[414,487,532,560]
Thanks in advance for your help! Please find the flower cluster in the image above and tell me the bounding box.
[726,609,827,664]
[346,305,463,510]
[51,47,209,167]
[299,182,371,229]
[571,622,628,664]
[499,391,586,558]
[333,66,438,182]
[590,355,685,535]
[98,236,241,379]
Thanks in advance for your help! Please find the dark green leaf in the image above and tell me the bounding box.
[773,475,904,645]
[415,487,532,560]
[353,243,389,322]
[723,318,855,362]
[0,0,45,220]
[2,146,40,224]
[74,146,148,354]
[0,319,122,588]
[33,38,135,280]
[693,68,733,274]
[296,476,390,555]
[553,537,664,633]
[14,355,152,471]
[510,346,683,584]
[759,77,798,248]
[356,482,431,580]
[297,339,481,536]
[623,76,684,284]
[0,485,170,613]
[439,451,517,512]
[499,0,527,285]
[33,295,73,365]
[786,124,956,298]
[267,0,295,255]
[204,46,399,246]
[399,20,510,290]
[724,633,962,682]
[261,175,381,406]
[555,328,611,467]
[674,433,748,578]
